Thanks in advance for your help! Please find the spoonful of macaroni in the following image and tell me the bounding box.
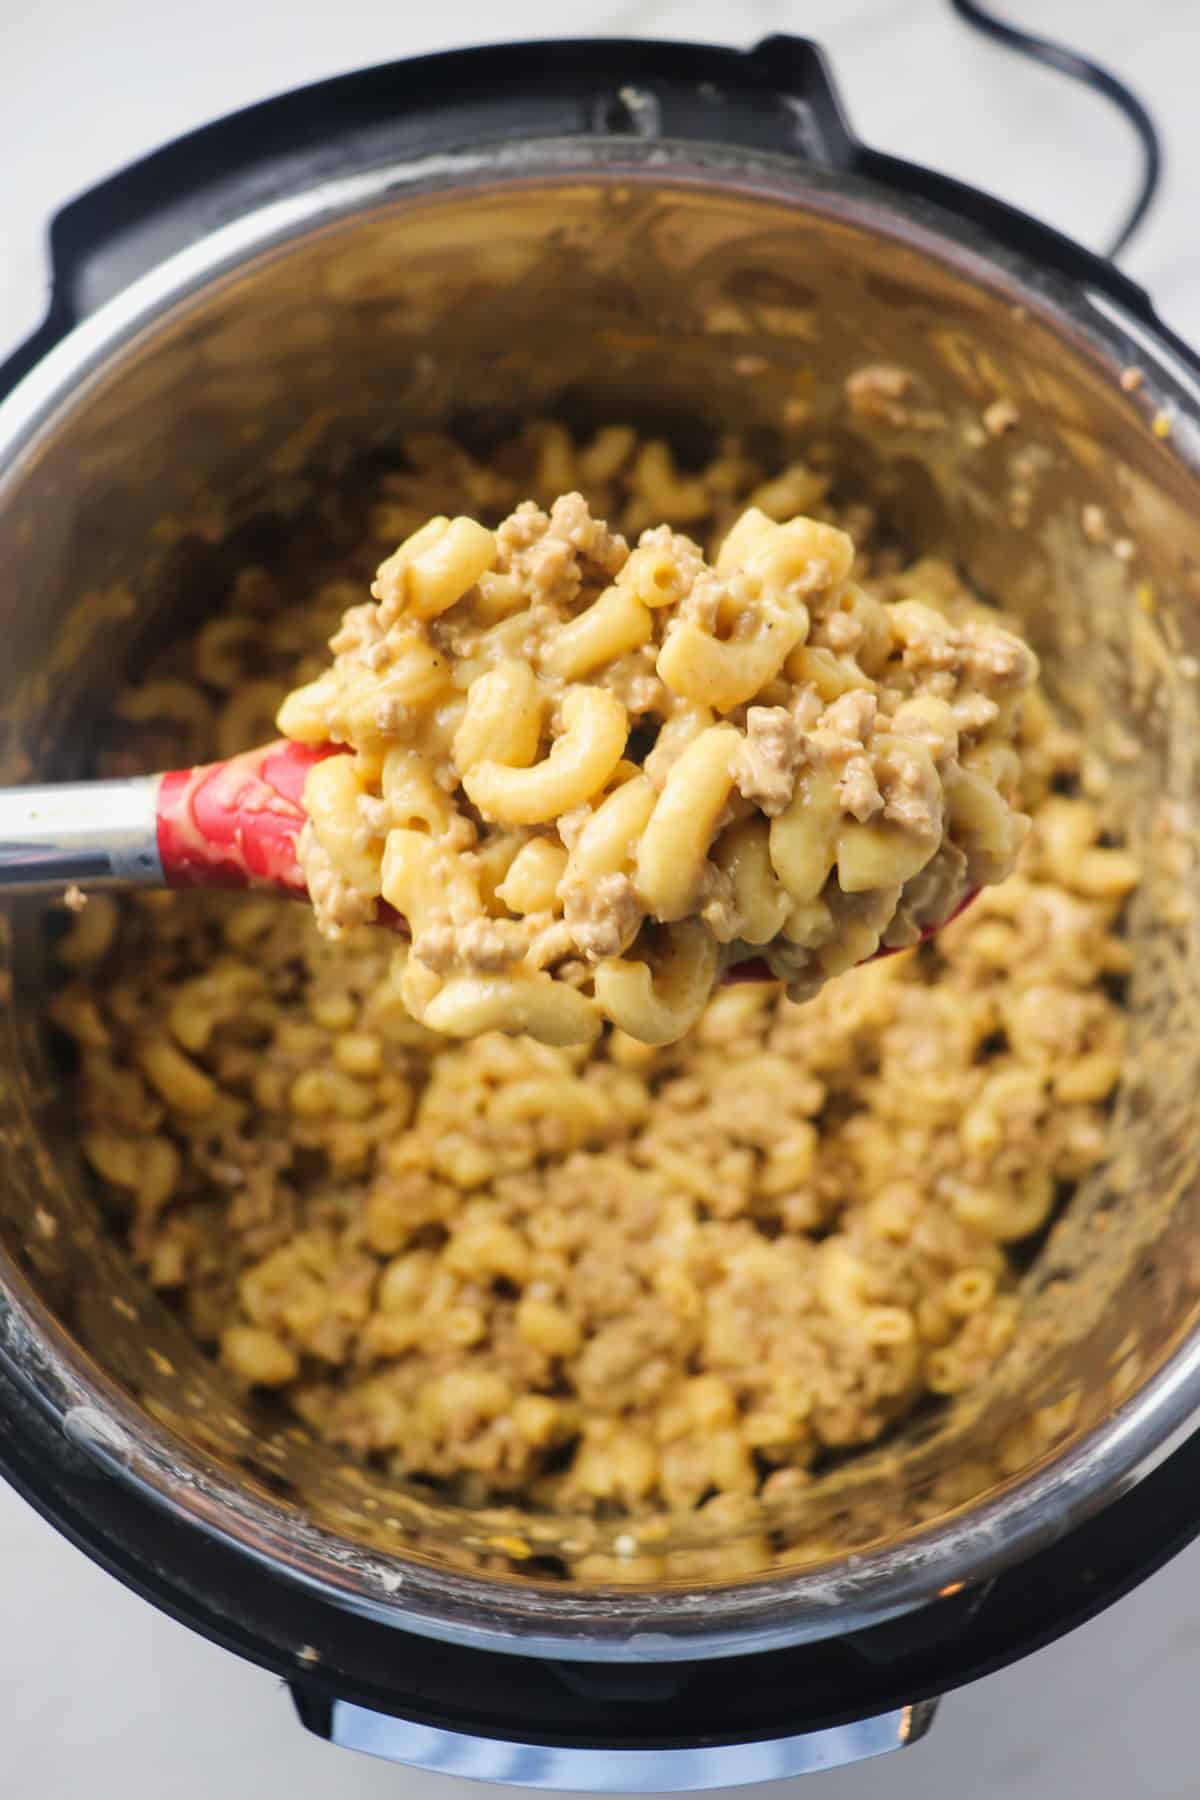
[0,496,1036,1045]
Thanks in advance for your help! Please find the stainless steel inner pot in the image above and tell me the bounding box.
[4,135,1200,1663]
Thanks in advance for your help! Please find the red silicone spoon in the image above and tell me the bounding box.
[0,738,974,964]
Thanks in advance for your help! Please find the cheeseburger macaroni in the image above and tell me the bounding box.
[279,496,1038,1046]
[52,423,1137,1527]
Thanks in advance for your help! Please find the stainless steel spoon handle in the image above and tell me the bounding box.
[0,777,163,894]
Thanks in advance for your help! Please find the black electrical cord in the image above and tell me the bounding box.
[948,0,1163,259]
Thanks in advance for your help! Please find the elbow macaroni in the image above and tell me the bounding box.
[59,419,1136,1529]
[279,489,1038,1044]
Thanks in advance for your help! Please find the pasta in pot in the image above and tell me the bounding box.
[277,495,1038,1045]
[49,421,1137,1522]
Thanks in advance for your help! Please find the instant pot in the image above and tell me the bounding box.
[4,35,1200,1789]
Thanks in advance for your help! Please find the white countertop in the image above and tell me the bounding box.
[3,3,1200,1796]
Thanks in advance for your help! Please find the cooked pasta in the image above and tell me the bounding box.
[277,492,1038,1045]
[50,422,1136,1519]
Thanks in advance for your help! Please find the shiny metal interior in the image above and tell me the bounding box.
[3,140,1200,1660]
